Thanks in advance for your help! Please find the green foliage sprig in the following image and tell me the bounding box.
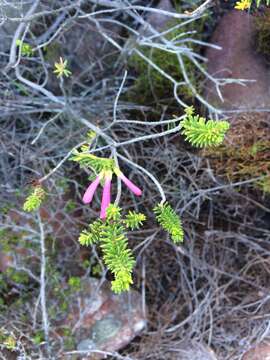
[101,217,135,293]
[154,202,184,243]
[180,107,230,148]
[124,211,146,230]
[16,39,33,57]
[256,0,270,6]
[78,219,103,246]
[257,175,270,193]
[0,330,16,351]
[71,146,115,173]
[78,205,146,293]
[23,186,46,212]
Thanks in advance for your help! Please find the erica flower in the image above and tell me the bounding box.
[114,168,142,196]
[100,172,112,220]
[82,168,142,219]
[83,174,101,204]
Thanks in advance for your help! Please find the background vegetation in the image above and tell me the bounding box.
[0,1,269,359]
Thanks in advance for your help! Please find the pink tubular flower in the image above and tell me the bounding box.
[100,171,112,220]
[82,175,101,204]
[114,168,142,196]
[81,166,142,220]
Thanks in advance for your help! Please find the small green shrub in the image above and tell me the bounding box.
[127,16,208,106]
[255,8,270,64]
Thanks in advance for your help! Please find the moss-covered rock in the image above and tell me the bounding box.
[127,14,209,108]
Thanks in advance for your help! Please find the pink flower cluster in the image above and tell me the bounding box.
[83,169,142,219]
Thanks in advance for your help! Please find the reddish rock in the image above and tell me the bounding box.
[0,252,13,272]
[243,341,270,360]
[0,196,85,280]
[58,278,146,359]
[0,247,37,273]
[205,10,270,110]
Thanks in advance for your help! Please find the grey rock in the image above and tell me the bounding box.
[144,0,174,32]
[0,2,32,53]
[77,339,96,352]
[90,316,122,345]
